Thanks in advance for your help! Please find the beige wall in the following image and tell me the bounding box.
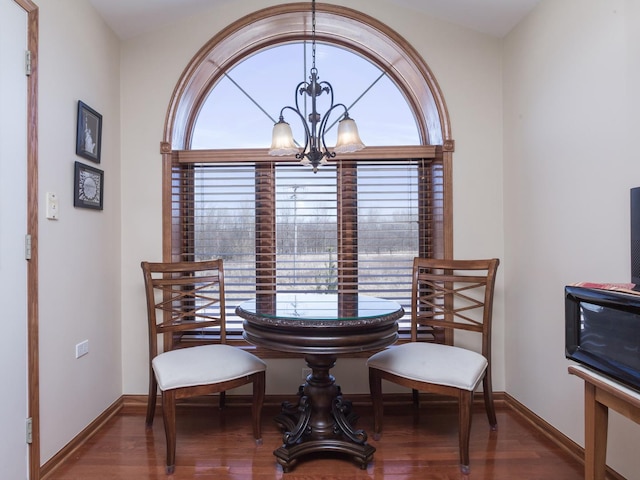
[37,0,121,464]
[503,0,640,477]
[30,0,640,476]
[118,0,506,398]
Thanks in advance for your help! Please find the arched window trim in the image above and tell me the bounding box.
[163,2,453,150]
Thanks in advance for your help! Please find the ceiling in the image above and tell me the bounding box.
[88,0,541,40]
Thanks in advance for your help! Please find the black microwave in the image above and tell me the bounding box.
[565,285,640,392]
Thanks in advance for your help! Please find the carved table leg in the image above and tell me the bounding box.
[273,354,375,472]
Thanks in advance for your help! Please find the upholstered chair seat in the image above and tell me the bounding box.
[152,344,266,391]
[367,342,487,391]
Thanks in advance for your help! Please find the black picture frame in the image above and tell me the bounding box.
[74,161,104,210]
[75,100,102,163]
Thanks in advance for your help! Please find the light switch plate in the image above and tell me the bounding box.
[46,192,59,220]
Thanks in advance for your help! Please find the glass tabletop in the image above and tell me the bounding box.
[238,293,403,354]
[237,293,403,323]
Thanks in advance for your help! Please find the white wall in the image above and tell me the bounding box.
[37,0,122,464]
[118,0,506,396]
[503,0,640,477]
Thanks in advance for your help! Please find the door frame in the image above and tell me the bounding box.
[13,0,39,478]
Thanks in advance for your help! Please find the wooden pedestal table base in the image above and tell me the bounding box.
[273,354,374,472]
[236,293,404,472]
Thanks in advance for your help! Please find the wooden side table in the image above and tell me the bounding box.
[568,365,640,480]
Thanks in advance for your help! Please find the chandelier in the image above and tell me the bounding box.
[268,0,365,173]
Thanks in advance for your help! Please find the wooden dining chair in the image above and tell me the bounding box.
[367,257,499,474]
[141,259,266,474]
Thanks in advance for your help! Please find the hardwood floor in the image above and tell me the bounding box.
[45,400,584,479]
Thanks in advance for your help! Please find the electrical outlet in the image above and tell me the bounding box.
[301,368,312,381]
[75,340,89,358]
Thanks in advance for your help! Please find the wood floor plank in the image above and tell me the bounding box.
[44,403,583,479]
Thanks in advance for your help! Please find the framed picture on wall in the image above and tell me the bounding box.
[75,100,102,163]
[74,161,104,210]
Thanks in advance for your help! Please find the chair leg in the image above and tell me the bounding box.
[482,372,498,430]
[412,388,420,407]
[458,390,474,475]
[368,368,384,437]
[219,391,226,409]
[146,371,158,428]
[251,371,266,445]
[161,390,177,474]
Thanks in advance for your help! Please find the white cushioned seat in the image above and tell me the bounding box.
[152,344,267,391]
[367,342,488,391]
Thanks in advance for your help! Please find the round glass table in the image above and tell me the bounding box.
[236,293,404,471]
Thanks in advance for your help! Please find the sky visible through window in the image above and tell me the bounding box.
[188,42,424,321]
[191,42,420,149]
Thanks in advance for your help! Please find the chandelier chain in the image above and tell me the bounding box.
[311,0,317,71]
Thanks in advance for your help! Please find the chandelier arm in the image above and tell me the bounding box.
[319,102,349,136]
[323,102,355,139]
[294,81,310,112]
[317,112,335,157]
[329,102,350,117]
[294,80,313,152]
[279,105,312,155]
[320,81,334,108]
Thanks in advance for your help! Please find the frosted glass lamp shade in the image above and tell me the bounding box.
[269,120,298,156]
[334,117,365,154]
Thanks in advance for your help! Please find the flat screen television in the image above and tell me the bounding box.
[565,285,640,392]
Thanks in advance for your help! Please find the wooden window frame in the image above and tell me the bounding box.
[160,4,455,356]
[166,147,448,356]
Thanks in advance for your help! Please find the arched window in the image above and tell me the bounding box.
[190,42,420,149]
[162,3,453,345]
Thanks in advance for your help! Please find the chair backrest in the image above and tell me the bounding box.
[141,259,226,358]
[411,258,499,358]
